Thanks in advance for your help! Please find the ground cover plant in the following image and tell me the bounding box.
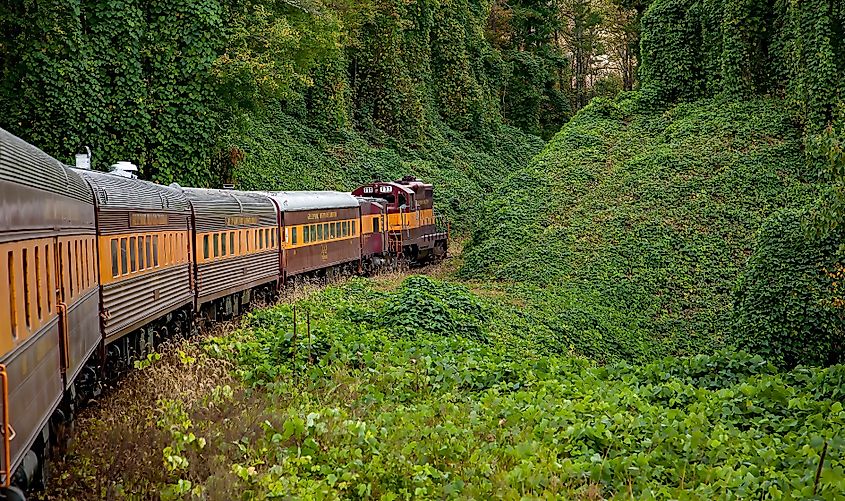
[43,277,845,499]
[460,94,826,363]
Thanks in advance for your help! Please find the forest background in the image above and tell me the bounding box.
[0,0,637,233]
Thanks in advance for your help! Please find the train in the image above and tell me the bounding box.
[0,127,448,499]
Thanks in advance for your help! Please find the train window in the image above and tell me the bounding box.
[35,247,42,321]
[203,235,209,260]
[317,224,323,241]
[138,236,146,271]
[110,239,119,277]
[323,223,329,240]
[85,239,90,287]
[23,248,31,329]
[213,233,219,258]
[308,225,315,242]
[67,242,74,297]
[229,232,235,256]
[265,229,270,248]
[9,251,17,338]
[120,238,128,275]
[81,239,86,289]
[372,218,378,233]
[260,229,265,249]
[153,235,160,267]
[303,226,309,244]
[169,233,175,264]
[85,239,90,288]
[58,242,64,299]
[80,241,86,288]
[271,230,275,248]
[129,237,137,272]
[221,231,227,256]
[77,240,83,291]
[330,223,336,239]
[292,227,298,245]
[45,244,52,314]
[145,236,152,270]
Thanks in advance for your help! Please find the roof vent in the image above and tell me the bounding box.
[399,175,417,184]
[110,161,138,179]
[75,146,92,170]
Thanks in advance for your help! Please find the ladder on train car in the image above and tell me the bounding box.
[388,208,407,267]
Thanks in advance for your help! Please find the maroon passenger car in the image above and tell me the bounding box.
[262,192,362,279]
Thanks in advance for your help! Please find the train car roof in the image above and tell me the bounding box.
[74,169,190,211]
[181,187,276,213]
[0,127,92,204]
[356,196,386,207]
[259,191,360,211]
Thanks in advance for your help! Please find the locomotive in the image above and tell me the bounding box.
[0,128,448,498]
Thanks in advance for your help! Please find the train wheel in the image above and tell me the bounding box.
[0,486,25,501]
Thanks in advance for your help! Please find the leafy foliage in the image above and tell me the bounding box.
[639,0,845,128]
[461,95,818,362]
[0,0,547,191]
[134,280,845,499]
[731,209,845,368]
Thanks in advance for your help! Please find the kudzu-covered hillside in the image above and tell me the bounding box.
[461,96,828,363]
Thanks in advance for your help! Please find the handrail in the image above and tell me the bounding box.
[0,364,15,487]
[58,302,70,371]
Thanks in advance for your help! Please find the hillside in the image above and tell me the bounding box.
[223,110,542,230]
[461,95,817,362]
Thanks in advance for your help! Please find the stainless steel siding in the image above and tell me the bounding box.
[196,251,278,302]
[0,128,92,204]
[102,264,193,340]
[77,170,190,212]
[1,323,63,479]
[67,290,101,384]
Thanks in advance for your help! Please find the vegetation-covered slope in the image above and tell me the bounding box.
[461,95,816,362]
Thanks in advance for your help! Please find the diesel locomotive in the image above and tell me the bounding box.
[0,128,447,498]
